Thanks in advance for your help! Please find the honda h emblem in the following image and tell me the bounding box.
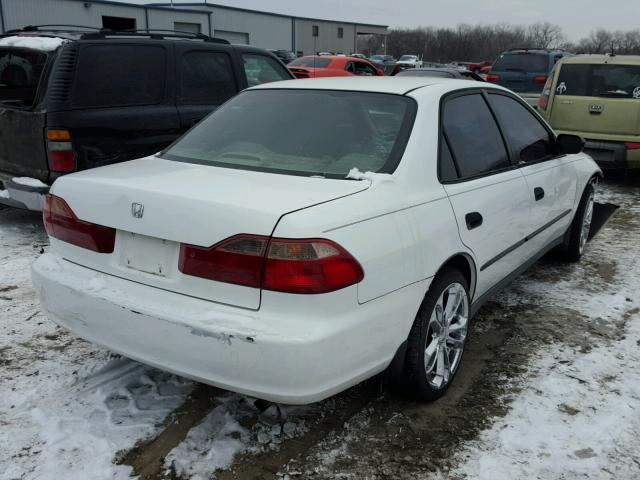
[131,203,144,219]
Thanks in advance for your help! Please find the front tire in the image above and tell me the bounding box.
[563,181,595,262]
[401,268,470,401]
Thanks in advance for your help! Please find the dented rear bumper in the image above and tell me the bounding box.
[31,253,425,404]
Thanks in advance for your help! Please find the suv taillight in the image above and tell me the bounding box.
[486,73,500,83]
[43,194,116,253]
[539,76,554,111]
[46,129,77,173]
[179,235,364,294]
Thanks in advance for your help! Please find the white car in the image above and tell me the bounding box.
[397,55,423,69]
[31,77,601,404]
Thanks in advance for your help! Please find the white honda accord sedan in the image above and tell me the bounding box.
[32,77,601,404]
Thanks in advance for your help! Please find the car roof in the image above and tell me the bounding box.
[559,54,640,65]
[250,76,502,95]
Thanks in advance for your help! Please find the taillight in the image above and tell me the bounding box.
[486,73,500,83]
[43,194,116,253]
[46,129,77,173]
[533,75,548,85]
[179,235,364,294]
[624,142,640,150]
[539,76,554,111]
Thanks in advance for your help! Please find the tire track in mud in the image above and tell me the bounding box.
[117,383,224,480]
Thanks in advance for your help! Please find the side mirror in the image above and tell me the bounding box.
[555,134,584,155]
[376,68,384,76]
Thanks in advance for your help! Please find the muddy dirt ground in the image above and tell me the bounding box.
[1,175,639,480]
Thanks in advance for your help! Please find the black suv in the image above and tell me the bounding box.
[0,27,294,210]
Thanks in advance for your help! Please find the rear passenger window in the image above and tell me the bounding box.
[489,94,553,163]
[73,45,166,107]
[242,54,291,87]
[180,51,236,105]
[442,94,509,179]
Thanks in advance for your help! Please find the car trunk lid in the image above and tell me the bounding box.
[548,62,640,136]
[50,156,370,309]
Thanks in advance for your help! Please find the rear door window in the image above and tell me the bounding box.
[242,53,291,87]
[441,93,510,179]
[493,53,549,73]
[179,50,236,105]
[556,63,640,98]
[488,94,554,163]
[73,45,166,107]
[0,49,47,107]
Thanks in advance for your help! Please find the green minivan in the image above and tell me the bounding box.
[539,55,640,170]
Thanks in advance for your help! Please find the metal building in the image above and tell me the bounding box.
[0,0,388,55]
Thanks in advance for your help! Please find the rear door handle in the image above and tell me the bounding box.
[534,187,545,201]
[465,212,483,230]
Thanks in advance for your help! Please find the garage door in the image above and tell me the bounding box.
[214,30,250,44]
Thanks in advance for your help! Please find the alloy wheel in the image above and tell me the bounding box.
[424,282,469,389]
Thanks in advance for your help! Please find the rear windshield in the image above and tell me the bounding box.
[0,48,47,107]
[493,53,549,73]
[556,63,640,98]
[161,89,416,178]
[288,57,331,68]
[400,56,416,61]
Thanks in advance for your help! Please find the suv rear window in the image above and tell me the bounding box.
[493,53,549,73]
[0,48,47,107]
[556,63,640,98]
[73,45,166,108]
[289,57,331,68]
[162,89,416,178]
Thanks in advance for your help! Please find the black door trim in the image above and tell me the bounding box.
[480,209,571,272]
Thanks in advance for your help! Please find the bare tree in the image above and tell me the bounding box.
[526,22,566,49]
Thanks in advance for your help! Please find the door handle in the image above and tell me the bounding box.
[534,187,545,201]
[465,212,483,230]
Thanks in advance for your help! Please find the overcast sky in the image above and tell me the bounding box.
[193,0,638,40]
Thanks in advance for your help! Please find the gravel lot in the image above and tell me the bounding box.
[1,176,638,480]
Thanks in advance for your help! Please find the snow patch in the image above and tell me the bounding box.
[345,167,393,186]
[0,36,67,52]
[165,397,246,480]
[12,177,49,188]
[0,189,9,199]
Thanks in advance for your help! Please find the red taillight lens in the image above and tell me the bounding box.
[179,235,267,288]
[263,238,364,294]
[534,75,548,85]
[46,129,77,173]
[179,235,364,294]
[538,76,554,111]
[43,194,116,253]
[486,74,500,83]
[624,142,640,150]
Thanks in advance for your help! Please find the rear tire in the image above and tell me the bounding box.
[400,268,470,401]
[563,181,595,262]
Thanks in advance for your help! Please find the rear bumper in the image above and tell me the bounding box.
[31,253,427,404]
[582,140,640,170]
[0,173,48,211]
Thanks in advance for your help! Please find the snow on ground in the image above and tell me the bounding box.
[435,181,640,480]
[0,208,193,480]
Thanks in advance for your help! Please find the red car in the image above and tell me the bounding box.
[467,60,493,73]
[288,56,383,79]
